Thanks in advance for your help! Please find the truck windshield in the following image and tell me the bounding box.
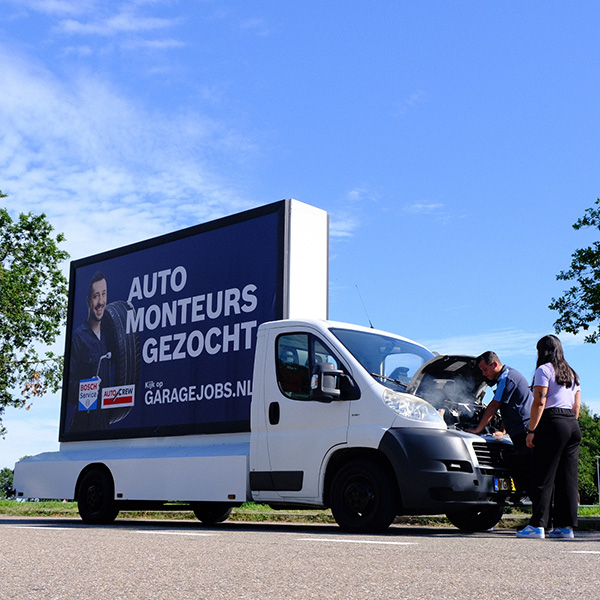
[329,327,435,391]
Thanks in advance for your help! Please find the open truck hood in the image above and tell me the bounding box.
[406,355,490,429]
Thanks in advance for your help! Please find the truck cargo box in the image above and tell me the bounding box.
[60,199,328,443]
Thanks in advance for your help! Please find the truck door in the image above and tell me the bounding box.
[257,328,351,502]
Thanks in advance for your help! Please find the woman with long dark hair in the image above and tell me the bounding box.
[517,335,581,539]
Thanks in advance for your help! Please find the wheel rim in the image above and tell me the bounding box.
[343,476,375,515]
[85,482,104,513]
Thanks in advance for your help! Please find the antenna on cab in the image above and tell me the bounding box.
[355,284,374,329]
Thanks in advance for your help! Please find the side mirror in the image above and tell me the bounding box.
[309,362,343,403]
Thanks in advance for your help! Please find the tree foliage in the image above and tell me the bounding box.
[0,466,14,498]
[550,198,600,343]
[578,404,600,504]
[0,191,69,436]
[548,200,600,502]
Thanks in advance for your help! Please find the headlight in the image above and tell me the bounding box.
[382,388,444,423]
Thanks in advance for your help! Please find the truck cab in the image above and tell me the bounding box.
[249,319,518,532]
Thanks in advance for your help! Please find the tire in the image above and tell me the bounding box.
[103,301,141,424]
[446,505,505,532]
[330,459,398,533]
[77,469,119,525]
[192,503,233,525]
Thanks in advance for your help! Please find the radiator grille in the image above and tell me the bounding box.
[472,440,514,475]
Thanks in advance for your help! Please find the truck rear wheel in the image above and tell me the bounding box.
[77,469,119,525]
[330,459,398,533]
[192,502,233,525]
[446,505,505,532]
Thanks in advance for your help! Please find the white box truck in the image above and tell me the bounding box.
[14,199,520,533]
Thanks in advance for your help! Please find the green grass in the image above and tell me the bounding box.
[505,504,600,517]
[578,505,600,517]
[0,499,335,523]
[1,500,598,524]
[0,499,78,517]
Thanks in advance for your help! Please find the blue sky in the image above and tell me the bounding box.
[1,0,599,468]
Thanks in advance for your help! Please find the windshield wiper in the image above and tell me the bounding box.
[370,373,407,388]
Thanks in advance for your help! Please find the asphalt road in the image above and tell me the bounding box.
[2,516,599,600]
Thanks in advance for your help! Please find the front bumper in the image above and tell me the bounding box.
[379,427,518,514]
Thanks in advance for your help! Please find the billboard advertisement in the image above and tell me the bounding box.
[59,201,287,442]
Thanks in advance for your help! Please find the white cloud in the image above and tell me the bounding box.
[421,328,588,358]
[58,12,179,36]
[402,201,466,223]
[7,0,179,33]
[330,217,359,238]
[240,17,270,37]
[122,37,185,50]
[404,202,445,215]
[394,89,427,118]
[329,187,376,239]
[4,1,184,57]
[4,0,94,17]
[0,44,255,260]
[62,44,95,56]
[422,329,539,356]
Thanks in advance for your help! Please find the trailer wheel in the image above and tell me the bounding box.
[330,459,398,533]
[446,505,505,532]
[103,301,141,424]
[192,503,233,525]
[77,469,119,525]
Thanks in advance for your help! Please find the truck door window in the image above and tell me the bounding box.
[276,334,343,400]
[314,339,340,369]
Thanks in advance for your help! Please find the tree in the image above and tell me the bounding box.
[550,198,600,343]
[578,404,600,504]
[0,191,69,436]
[0,466,14,498]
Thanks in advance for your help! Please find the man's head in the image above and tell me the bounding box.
[87,271,107,324]
[476,350,503,382]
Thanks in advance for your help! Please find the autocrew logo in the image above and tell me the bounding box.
[101,385,135,408]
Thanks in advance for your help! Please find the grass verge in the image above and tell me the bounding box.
[1,500,598,528]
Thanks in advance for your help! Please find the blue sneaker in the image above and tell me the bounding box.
[548,527,574,539]
[516,525,545,538]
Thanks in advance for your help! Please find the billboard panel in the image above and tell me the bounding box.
[60,201,287,441]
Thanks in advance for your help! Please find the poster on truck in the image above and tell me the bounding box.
[59,201,287,442]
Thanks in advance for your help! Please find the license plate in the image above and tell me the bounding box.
[494,477,515,492]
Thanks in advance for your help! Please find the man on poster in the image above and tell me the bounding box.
[68,271,113,430]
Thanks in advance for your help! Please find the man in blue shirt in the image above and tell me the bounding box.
[468,351,533,497]
[468,351,533,442]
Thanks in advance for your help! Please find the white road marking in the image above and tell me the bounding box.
[3,525,215,536]
[568,550,600,555]
[297,538,415,545]
[7,525,73,530]
[136,531,215,537]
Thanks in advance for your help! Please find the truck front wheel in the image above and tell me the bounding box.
[330,459,398,533]
[446,505,505,532]
[77,469,119,525]
[192,502,233,525]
